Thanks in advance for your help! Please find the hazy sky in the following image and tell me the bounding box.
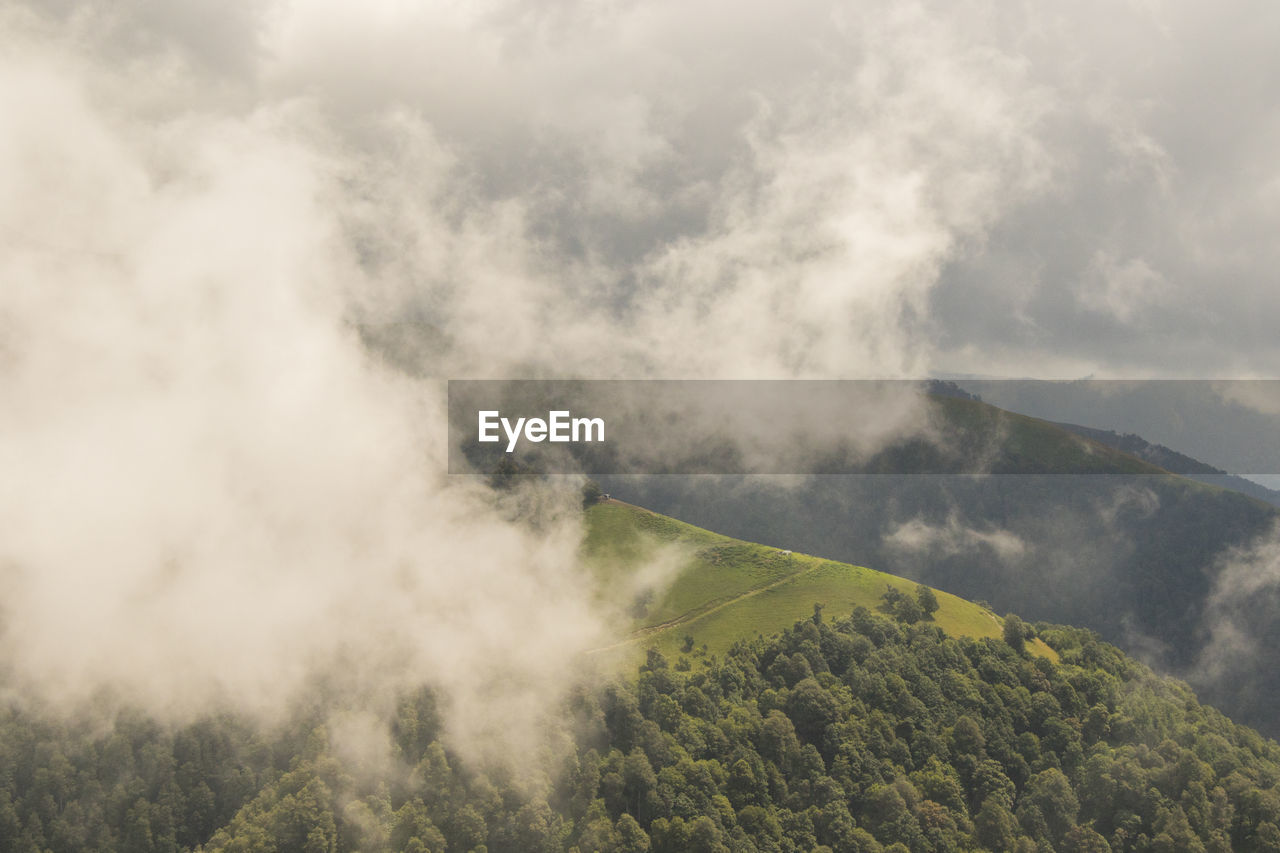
[7,1,1279,380]
[3,0,1280,741]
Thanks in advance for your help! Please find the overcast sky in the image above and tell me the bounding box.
[7,0,1279,382]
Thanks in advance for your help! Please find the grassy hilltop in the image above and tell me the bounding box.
[582,499,1057,665]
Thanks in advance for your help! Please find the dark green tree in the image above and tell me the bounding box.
[1003,614,1027,655]
[916,584,940,619]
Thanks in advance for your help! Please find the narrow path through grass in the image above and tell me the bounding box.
[592,558,821,652]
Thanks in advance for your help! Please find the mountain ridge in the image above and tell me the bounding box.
[1047,419,1280,508]
[597,389,1280,737]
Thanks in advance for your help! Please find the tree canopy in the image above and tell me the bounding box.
[2,607,1278,851]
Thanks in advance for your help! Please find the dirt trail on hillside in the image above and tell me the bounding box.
[589,560,818,653]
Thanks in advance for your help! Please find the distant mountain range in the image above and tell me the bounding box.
[1048,419,1280,508]
[929,379,1280,507]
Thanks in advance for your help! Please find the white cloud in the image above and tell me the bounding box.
[1078,251,1167,323]
[885,514,1027,562]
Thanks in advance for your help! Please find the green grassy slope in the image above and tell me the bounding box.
[583,498,1057,664]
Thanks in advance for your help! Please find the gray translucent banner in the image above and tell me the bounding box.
[447,379,1280,478]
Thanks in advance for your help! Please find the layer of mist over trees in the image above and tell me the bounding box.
[5,605,1280,852]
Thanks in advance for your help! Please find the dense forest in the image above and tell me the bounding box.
[4,603,1280,852]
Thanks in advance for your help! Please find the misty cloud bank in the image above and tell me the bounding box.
[4,0,1280,752]
[1193,524,1280,725]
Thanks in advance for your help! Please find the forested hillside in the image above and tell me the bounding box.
[598,394,1280,736]
[4,603,1279,852]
